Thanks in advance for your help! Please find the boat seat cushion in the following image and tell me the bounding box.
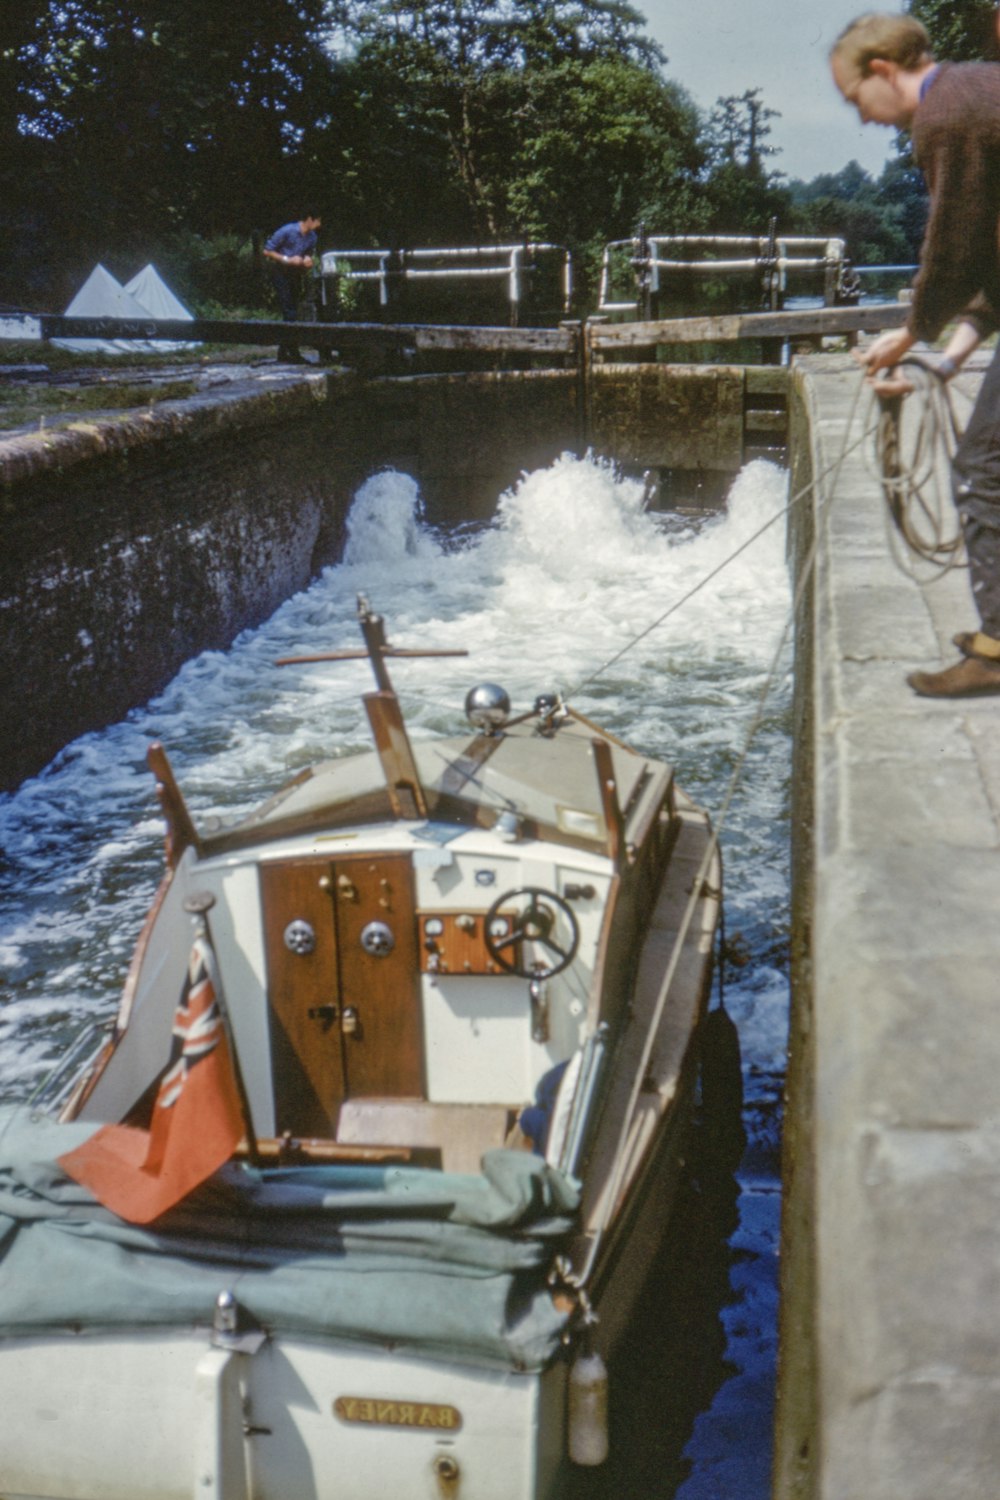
[336,1098,516,1175]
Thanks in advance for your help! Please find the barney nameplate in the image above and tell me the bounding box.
[334,1396,463,1431]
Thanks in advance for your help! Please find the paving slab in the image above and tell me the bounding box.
[777,351,1000,1500]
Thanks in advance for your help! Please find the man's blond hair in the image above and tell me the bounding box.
[831,12,934,77]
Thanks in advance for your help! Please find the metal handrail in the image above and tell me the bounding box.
[598,232,848,315]
[319,243,574,322]
[28,1017,114,1116]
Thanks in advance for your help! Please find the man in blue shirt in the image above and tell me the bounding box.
[263,213,322,363]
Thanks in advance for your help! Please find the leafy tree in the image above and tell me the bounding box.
[700,87,790,238]
[325,0,666,239]
[907,0,999,59]
[791,160,873,205]
[2,0,334,293]
[706,89,781,179]
[786,156,928,266]
[7,0,938,322]
[499,55,707,297]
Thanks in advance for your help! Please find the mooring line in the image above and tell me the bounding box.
[575,372,869,1289]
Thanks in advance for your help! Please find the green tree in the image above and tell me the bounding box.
[3,1,334,285]
[500,54,707,298]
[786,157,927,266]
[701,87,790,236]
[907,0,999,59]
[326,0,666,239]
[706,88,781,179]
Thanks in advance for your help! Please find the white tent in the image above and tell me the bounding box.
[52,262,198,355]
[124,265,198,350]
[51,263,157,354]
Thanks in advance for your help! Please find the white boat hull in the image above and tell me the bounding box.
[0,1335,566,1500]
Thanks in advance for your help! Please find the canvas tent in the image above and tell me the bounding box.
[52,263,198,354]
[124,265,198,346]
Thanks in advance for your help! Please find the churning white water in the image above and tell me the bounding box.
[0,451,792,1496]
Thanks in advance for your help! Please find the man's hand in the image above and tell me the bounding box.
[868,371,915,398]
[853,327,916,377]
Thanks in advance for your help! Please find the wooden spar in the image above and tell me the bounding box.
[282,599,468,820]
[364,691,428,820]
[147,742,201,869]
[276,649,469,666]
[233,1136,432,1165]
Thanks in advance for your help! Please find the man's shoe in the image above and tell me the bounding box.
[952,629,1000,660]
[908,656,1000,697]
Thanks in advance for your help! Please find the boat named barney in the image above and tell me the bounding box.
[0,596,723,1500]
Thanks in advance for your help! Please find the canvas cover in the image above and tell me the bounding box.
[0,1106,578,1372]
[52,262,197,354]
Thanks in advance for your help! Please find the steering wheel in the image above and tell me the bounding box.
[484,887,579,979]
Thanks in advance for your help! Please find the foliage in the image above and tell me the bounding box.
[502,59,706,241]
[1,0,334,306]
[907,0,999,59]
[785,157,927,266]
[326,0,669,241]
[696,89,791,245]
[706,89,780,178]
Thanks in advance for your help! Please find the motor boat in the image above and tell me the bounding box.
[0,596,723,1500]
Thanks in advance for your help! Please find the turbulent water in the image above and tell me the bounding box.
[0,452,792,1497]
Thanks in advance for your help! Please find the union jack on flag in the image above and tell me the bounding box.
[154,938,228,1112]
[58,928,245,1224]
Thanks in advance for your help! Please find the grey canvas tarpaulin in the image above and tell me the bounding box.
[0,1105,578,1372]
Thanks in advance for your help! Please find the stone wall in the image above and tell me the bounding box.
[1,379,346,789]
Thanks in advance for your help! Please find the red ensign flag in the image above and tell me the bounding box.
[59,935,244,1224]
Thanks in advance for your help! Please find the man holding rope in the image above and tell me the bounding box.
[831,12,1000,696]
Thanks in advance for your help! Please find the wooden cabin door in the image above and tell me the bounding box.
[261,852,423,1137]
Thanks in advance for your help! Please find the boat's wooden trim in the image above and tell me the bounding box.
[234,1135,440,1167]
[586,870,622,1028]
[591,737,624,867]
[565,706,639,754]
[574,810,720,1255]
[276,648,469,666]
[623,773,676,866]
[585,1061,700,1354]
[60,867,177,1121]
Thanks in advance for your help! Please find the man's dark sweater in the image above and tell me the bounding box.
[910,61,1000,343]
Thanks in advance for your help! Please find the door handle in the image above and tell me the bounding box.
[307,1004,339,1031]
[341,1006,360,1036]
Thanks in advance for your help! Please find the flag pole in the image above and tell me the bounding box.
[183,892,262,1170]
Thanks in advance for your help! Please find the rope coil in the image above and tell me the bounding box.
[864,355,973,580]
